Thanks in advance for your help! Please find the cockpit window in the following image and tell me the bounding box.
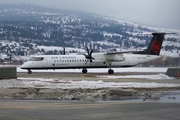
[29,57,44,61]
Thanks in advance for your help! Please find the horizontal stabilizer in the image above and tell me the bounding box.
[152,32,176,36]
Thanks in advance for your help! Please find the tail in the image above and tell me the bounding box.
[135,32,175,55]
[145,33,166,55]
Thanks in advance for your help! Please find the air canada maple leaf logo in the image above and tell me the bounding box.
[151,40,161,53]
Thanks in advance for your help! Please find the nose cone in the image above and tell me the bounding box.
[20,62,30,69]
[20,64,26,69]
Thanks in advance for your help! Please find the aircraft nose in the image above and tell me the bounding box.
[20,64,26,69]
[20,62,30,69]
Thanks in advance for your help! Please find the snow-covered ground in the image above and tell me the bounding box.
[0,67,179,89]
[99,73,174,80]
[0,77,179,89]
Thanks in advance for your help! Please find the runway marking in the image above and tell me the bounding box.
[0,101,145,109]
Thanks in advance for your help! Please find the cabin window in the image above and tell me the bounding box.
[29,57,44,61]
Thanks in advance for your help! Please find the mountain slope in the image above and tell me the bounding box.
[0,3,180,57]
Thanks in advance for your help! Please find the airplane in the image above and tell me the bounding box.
[21,32,174,74]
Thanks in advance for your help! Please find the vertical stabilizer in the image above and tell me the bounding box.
[145,33,165,55]
[135,32,175,55]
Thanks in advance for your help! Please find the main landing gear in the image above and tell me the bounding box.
[108,69,114,74]
[81,68,114,74]
[82,68,87,73]
[28,69,32,74]
[107,62,114,74]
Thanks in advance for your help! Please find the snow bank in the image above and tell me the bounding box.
[0,77,179,89]
[100,74,174,80]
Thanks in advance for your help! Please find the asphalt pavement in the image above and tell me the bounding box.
[0,100,180,120]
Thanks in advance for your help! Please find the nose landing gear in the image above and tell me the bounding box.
[28,69,32,74]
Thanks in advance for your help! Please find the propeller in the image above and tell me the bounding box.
[83,46,95,65]
[60,47,65,55]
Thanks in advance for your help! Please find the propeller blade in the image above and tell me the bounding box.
[63,47,65,55]
[83,53,87,56]
[60,51,62,54]
[60,47,65,55]
[86,46,90,55]
[85,60,89,64]
[90,49,93,55]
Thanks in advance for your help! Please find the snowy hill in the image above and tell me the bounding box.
[0,3,180,62]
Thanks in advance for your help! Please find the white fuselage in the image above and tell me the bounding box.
[21,53,161,70]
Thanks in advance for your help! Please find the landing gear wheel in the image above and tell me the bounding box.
[28,70,32,74]
[82,68,88,74]
[108,69,114,74]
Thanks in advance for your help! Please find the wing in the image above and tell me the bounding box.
[103,52,129,62]
[93,51,135,63]
[105,51,135,55]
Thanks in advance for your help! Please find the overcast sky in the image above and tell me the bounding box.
[1,0,180,29]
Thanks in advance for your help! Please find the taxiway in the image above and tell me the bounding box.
[0,100,180,120]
